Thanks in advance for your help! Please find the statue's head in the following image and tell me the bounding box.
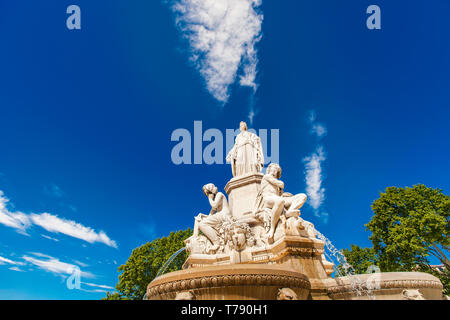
[231,226,247,251]
[239,121,248,132]
[175,291,196,300]
[277,288,298,300]
[267,163,282,179]
[402,289,425,300]
[202,183,218,196]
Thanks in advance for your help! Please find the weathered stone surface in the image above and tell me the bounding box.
[147,264,311,300]
[326,272,443,300]
[146,120,445,300]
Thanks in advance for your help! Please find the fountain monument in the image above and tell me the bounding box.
[146,121,445,300]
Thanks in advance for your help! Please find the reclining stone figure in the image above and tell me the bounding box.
[254,163,307,244]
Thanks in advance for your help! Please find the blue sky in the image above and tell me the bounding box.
[0,0,449,299]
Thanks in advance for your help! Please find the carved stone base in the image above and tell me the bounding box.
[224,173,264,219]
[147,264,311,300]
[325,272,444,300]
[183,235,330,281]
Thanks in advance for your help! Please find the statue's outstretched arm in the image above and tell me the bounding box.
[264,174,284,189]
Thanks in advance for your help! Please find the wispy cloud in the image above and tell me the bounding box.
[73,260,89,268]
[304,110,328,223]
[311,123,327,138]
[0,255,25,266]
[0,191,31,233]
[43,183,64,198]
[0,190,117,248]
[8,266,25,272]
[82,282,114,290]
[170,0,263,104]
[23,253,95,278]
[304,146,326,211]
[30,213,117,248]
[41,234,60,242]
[308,110,327,138]
[247,94,259,125]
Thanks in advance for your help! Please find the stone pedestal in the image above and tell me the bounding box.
[169,234,335,300]
[147,264,311,300]
[224,173,264,219]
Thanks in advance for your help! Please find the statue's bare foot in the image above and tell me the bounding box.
[294,219,305,230]
[206,243,219,254]
[285,209,300,218]
[264,232,274,245]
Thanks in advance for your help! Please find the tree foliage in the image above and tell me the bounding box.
[341,184,449,294]
[366,184,449,272]
[103,228,192,300]
[341,245,378,275]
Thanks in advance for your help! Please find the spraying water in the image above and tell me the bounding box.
[155,247,186,279]
[313,227,377,299]
[153,229,378,299]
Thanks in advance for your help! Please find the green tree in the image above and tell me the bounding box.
[341,184,449,294]
[367,184,449,272]
[103,228,192,300]
[340,245,378,275]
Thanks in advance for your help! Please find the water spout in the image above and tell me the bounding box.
[155,247,186,279]
[313,227,377,299]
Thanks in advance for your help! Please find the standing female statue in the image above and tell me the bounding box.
[226,121,264,177]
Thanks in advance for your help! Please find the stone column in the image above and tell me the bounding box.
[224,172,264,219]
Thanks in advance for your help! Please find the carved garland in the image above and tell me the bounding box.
[147,274,311,298]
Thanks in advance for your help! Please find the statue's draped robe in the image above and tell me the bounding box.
[227,131,264,177]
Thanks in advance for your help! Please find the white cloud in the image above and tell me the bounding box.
[43,183,64,198]
[9,266,25,272]
[0,191,31,233]
[82,282,114,290]
[30,213,117,248]
[308,110,317,123]
[23,253,95,278]
[304,146,326,211]
[79,288,110,293]
[304,110,329,223]
[247,94,259,125]
[170,0,263,103]
[41,234,60,242]
[0,255,25,266]
[308,110,327,138]
[312,123,327,138]
[0,189,117,248]
[73,260,89,268]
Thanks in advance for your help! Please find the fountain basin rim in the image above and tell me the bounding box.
[147,264,311,298]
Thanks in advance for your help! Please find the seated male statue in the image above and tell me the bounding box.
[194,183,232,252]
[254,163,307,244]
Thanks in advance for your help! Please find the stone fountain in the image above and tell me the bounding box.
[146,121,445,300]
